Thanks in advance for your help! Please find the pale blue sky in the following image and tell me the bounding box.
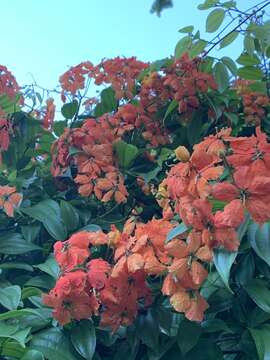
[0,0,260,90]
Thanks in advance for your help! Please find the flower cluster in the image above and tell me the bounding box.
[46,126,270,326]
[42,98,56,130]
[51,116,128,203]
[163,127,270,249]
[163,54,217,117]
[0,65,20,154]
[59,61,95,101]
[242,92,269,126]
[51,102,168,202]
[0,65,20,99]
[59,57,147,101]
[43,230,152,330]
[94,57,148,99]
[234,79,269,125]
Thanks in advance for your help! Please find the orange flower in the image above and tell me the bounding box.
[43,98,55,130]
[166,230,212,286]
[212,166,270,224]
[43,271,99,325]
[54,231,92,272]
[0,186,22,217]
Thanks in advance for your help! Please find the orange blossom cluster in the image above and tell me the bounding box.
[0,65,20,153]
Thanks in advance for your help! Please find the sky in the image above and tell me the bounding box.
[0,0,261,91]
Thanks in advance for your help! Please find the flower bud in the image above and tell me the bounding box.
[174,146,190,162]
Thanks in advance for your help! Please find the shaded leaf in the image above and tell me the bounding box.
[21,199,67,240]
[114,140,139,168]
[213,249,237,293]
[71,320,96,360]
[30,328,79,360]
[249,325,270,360]
[177,319,202,355]
[61,100,79,119]
[0,233,41,255]
[0,286,21,310]
[248,222,270,267]
[214,62,230,92]
[245,279,270,314]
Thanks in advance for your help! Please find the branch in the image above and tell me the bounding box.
[204,0,270,57]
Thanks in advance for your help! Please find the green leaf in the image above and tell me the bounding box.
[185,339,223,359]
[244,35,255,55]
[266,44,270,58]
[224,112,238,125]
[80,224,101,232]
[0,309,45,321]
[202,319,232,333]
[0,233,41,254]
[0,286,21,310]
[21,199,67,240]
[94,87,117,117]
[189,39,208,58]
[163,99,178,121]
[61,100,79,119]
[248,81,267,94]
[0,324,31,348]
[249,325,270,360]
[0,262,33,272]
[248,222,270,267]
[177,319,202,355]
[136,310,159,350]
[0,94,20,113]
[221,1,236,9]
[21,287,42,300]
[187,113,203,145]
[198,0,217,10]
[237,53,260,66]
[21,224,41,243]
[60,200,80,231]
[220,31,239,48]
[178,25,194,33]
[25,275,55,289]
[114,140,139,168]
[221,56,238,76]
[0,339,26,359]
[235,252,255,286]
[214,62,230,92]
[0,321,19,337]
[7,328,31,348]
[34,255,60,279]
[213,249,237,292]
[157,307,183,337]
[30,328,80,360]
[166,223,189,243]
[53,120,67,137]
[175,36,192,59]
[71,320,96,360]
[21,350,44,360]
[238,66,264,80]
[206,9,225,33]
[245,279,270,314]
